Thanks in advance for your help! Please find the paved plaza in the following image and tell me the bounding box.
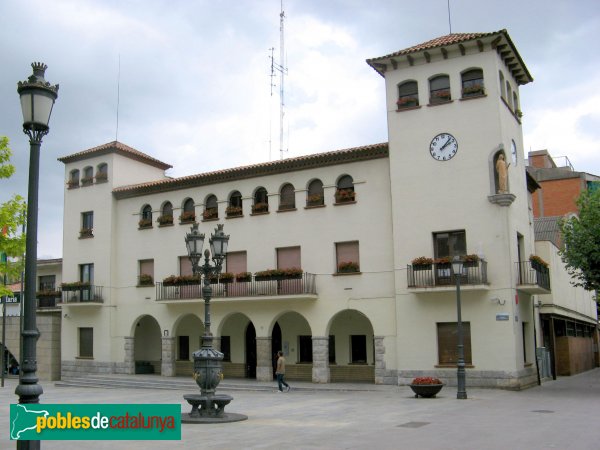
[1,369,599,449]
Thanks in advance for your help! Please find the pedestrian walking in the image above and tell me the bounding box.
[275,351,291,392]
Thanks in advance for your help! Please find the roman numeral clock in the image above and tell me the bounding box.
[429,133,458,161]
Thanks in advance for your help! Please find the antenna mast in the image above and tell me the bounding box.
[278,1,287,160]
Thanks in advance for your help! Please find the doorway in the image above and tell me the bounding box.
[245,322,256,378]
[271,322,282,379]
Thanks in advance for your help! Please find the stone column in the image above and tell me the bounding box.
[123,337,135,375]
[374,336,387,385]
[312,336,330,383]
[255,337,272,382]
[161,336,176,377]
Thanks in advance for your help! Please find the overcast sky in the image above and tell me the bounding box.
[1,0,599,259]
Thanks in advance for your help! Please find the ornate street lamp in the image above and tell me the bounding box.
[16,62,59,449]
[451,256,467,399]
[183,223,242,421]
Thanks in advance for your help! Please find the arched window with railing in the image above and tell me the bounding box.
[252,187,269,214]
[203,194,218,220]
[306,179,324,207]
[139,204,153,228]
[335,175,355,203]
[429,75,451,104]
[396,80,419,109]
[227,191,243,218]
[158,201,174,226]
[461,69,484,98]
[279,183,295,210]
[68,169,80,189]
[180,198,196,223]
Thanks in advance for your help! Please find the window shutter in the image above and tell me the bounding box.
[140,259,154,277]
[179,256,193,276]
[226,251,247,274]
[277,247,301,270]
[336,241,359,265]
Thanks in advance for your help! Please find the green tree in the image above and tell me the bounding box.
[559,188,600,292]
[0,136,27,298]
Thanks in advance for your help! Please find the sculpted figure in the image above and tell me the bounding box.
[496,154,510,193]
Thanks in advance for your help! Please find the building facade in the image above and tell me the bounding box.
[54,30,597,389]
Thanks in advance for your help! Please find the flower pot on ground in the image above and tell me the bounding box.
[409,377,444,398]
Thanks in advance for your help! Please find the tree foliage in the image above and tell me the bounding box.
[0,137,27,297]
[559,188,600,292]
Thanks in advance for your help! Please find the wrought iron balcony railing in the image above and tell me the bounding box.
[60,285,103,304]
[407,260,488,288]
[156,273,316,301]
[516,261,551,291]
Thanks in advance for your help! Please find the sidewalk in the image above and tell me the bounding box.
[1,369,599,449]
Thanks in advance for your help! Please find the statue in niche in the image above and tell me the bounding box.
[495,153,510,194]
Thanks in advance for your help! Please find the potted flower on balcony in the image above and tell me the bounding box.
[411,256,433,271]
[79,227,93,238]
[529,255,549,271]
[203,208,218,221]
[179,211,196,224]
[138,218,152,229]
[138,274,154,286]
[80,176,94,186]
[252,202,269,214]
[67,179,79,189]
[226,206,243,217]
[95,171,108,182]
[434,257,451,267]
[409,377,444,398]
[281,267,303,279]
[61,281,90,291]
[162,275,199,286]
[335,189,356,203]
[235,272,252,282]
[157,214,174,226]
[219,272,234,284]
[307,194,324,207]
[338,261,360,274]
[431,90,451,103]
[462,85,484,97]
[462,254,480,268]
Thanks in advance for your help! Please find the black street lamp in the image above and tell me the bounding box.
[451,256,467,399]
[16,63,59,449]
[183,223,238,420]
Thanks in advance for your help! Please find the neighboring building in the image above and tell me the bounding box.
[1,258,62,380]
[53,30,597,389]
[528,150,600,218]
[526,152,600,375]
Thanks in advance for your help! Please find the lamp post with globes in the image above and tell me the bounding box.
[451,256,467,399]
[15,63,59,449]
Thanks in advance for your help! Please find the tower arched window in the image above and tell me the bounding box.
[397,81,419,109]
[181,198,196,223]
[82,166,94,186]
[335,175,355,203]
[429,75,451,104]
[279,183,296,210]
[252,187,269,214]
[506,82,513,109]
[227,191,243,217]
[461,69,484,97]
[307,179,324,207]
[499,71,506,99]
[68,169,80,189]
[158,201,174,225]
[96,163,108,182]
[139,205,153,228]
[203,195,218,220]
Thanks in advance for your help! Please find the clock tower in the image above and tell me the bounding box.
[367,31,540,388]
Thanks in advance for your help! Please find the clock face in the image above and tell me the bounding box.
[429,133,458,161]
[511,140,517,164]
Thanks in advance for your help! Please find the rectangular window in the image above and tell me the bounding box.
[221,336,231,362]
[38,275,56,291]
[78,327,93,358]
[336,241,360,273]
[79,264,94,283]
[179,256,193,277]
[139,259,154,285]
[437,322,472,365]
[350,335,367,363]
[298,335,313,363]
[277,246,301,270]
[433,230,466,259]
[178,336,190,360]
[82,211,93,229]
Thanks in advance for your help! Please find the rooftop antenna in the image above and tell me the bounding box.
[268,47,276,161]
[447,0,452,34]
[268,1,288,160]
[115,54,121,142]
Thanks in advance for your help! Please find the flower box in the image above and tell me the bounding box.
[157,215,174,225]
[79,228,93,238]
[396,96,418,108]
[95,172,108,182]
[529,255,549,271]
[235,272,252,282]
[138,274,154,286]
[81,176,94,186]
[61,282,90,291]
[138,218,152,228]
[254,268,303,281]
[338,261,359,273]
[335,189,355,203]
[162,275,199,286]
[203,208,218,220]
[226,206,243,217]
[411,257,433,270]
[252,202,269,214]
[307,194,324,207]
[179,211,196,223]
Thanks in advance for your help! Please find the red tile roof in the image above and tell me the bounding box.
[366,29,532,85]
[58,141,172,170]
[113,142,389,199]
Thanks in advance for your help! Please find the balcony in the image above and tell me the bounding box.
[156,273,317,303]
[516,261,551,294]
[407,261,488,292]
[60,285,104,305]
[36,291,62,308]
